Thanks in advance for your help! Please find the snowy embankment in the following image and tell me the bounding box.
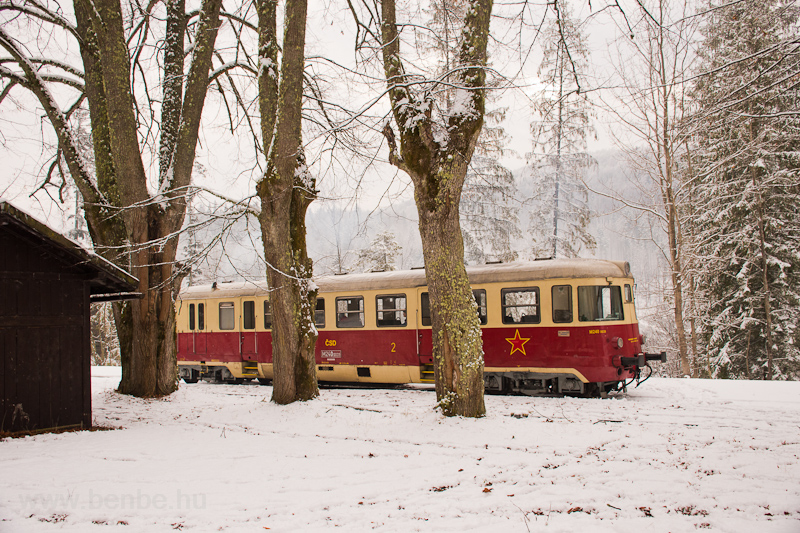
[1,369,798,532]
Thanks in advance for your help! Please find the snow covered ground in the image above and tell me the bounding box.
[1,368,798,532]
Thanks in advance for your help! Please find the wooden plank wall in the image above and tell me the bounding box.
[0,230,91,433]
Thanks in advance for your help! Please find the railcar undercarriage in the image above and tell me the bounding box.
[180,365,252,385]
[483,371,626,398]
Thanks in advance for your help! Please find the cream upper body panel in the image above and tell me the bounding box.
[176,259,638,332]
[178,259,631,300]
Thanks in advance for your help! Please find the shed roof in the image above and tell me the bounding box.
[0,201,139,301]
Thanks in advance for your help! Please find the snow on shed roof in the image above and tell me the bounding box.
[0,201,139,301]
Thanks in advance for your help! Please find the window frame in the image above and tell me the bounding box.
[315,298,326,328]
[501,287,541,325]
[421,292,431,327]
[243,300,255,330]
[264,300,272,330]
[577,285,625,322]
[376,294,408,327]
[551,285,573,324]
[219,302,236,330]
[335,296,365,329]
[422,290,488,326]
[473,289,488,325]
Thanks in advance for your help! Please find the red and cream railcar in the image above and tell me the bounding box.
[175,259,665,396]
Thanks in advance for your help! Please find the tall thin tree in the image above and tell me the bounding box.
[255,0,320,404]
[529,0,594,259]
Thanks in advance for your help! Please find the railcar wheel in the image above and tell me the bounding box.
[182,369,200,384]
[257,378,272,386]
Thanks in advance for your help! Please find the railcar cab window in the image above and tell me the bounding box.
[315,298,325,328]
[578,286,624,321]
[264,301,272,329]
[624,284,633,303]
[243,300,255,330]
[336,296,364,328]
[552,285,573,323]
[502,288,540,324]
[219,302,235,330]
[421,290,487,326]
[376,294,407,327]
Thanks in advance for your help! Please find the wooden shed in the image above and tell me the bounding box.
[0,201,138,434]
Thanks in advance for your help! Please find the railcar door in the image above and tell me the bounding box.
[416,289,434,382]
[186,300,207,357]
[240,298,257,357]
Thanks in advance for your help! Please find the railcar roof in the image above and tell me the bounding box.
[178,259,632,300]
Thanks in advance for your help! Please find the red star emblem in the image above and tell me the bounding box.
[506,329,530,356]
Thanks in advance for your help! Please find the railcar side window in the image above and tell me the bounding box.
[315,298,326,328]
[422,291,487,326]
[336,296,364,328]
[421,293,431,326]
[189,303,196,331]
[624,284,633,303]
[198,303,204,330]
[219,302,235,330]
[376,294,407,327]
[264,301,272,329]
[552,285,573,323]
[502,288,540,324]
[578,286,624,321]
[473,289,488,325]
[243,300,255,330]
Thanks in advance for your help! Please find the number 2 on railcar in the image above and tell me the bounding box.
[175,259,666,396]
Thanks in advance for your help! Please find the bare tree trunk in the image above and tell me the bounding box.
[745,329,752,379]
[598,0,696,378]
[665,184,690,376]
[379,0,491,417]
[754,168,774,380]
[418,196,485,416]
[89,0,222,397]
[3,0,227,397]
[256,0,319,404]
[654,8,690,377]
[682,141,701,377]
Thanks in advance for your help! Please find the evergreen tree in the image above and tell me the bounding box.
[422,0,520,264]
[461,155,520,264]
[691,0,800,379]
[356,231,403,272]
[528,0,595,259]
